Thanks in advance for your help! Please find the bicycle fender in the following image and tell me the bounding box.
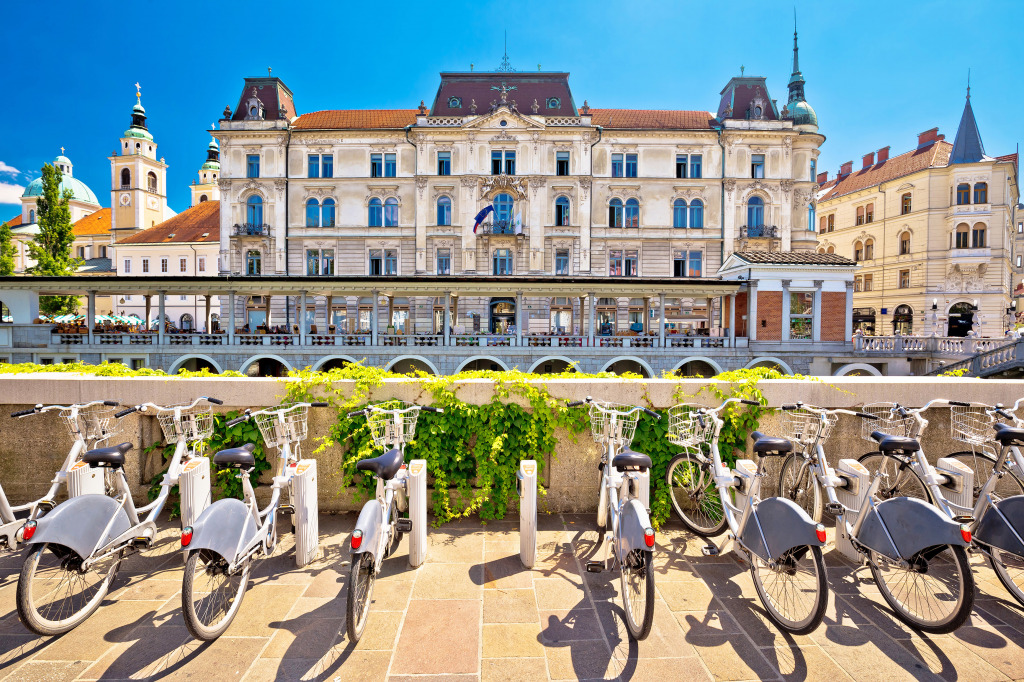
[352,499,383,561]
[858,496,966,561]
[615,498,652,564]
[741,497,823,563]
[186,498,259,563]
[975,494,1024,557]
[26,495,131,560]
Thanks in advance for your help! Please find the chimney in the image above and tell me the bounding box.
[816,171,829,185]
[917,127,939,148]
[839,160,853,178]
[862,152,875,169]
[877,146,890,163]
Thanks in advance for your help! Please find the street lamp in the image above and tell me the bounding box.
[928,297,941,336]
[1006,299,1017,333]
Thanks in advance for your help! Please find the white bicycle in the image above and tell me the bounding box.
[179,401,328,640]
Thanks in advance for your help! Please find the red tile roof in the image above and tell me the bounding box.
[72,208,112,236]
[589,109,716,130]
[3,215,22,228]
[116,202,219,245]
[292,110,418,130]
[819,141,952,201]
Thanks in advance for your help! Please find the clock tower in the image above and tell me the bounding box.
[109,84,169,241]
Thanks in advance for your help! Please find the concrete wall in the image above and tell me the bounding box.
[1,375,1019,513]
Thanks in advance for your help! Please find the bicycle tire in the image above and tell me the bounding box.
[990,546,1024,607]
[946,451,1024,502]
[777,454,823,523]
[347,552,376,643]
[665,451,726,537]
[869,544,974,634]
[597,465,608,531]
[620,548,655,640]
[181,549,252,641]
[16,542,122,636]
[750,544,827,635]
[858,452,930,503]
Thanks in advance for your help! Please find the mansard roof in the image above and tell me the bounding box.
[230,77,297,122]
[430,72,577,117]
[717,76,779,121]
[818,141,952,202]
[116,201,219,245]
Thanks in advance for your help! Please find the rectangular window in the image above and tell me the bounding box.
[864,274,873,291]
[436,248,451,275]
[123,258,131,274]
[690,154,702,178]
[609,250,623,276]
[865,203,874,223]
[492,150,502,176]
[160,257,168,273]
[972,227,986,248]
[672,250,703,277]
[437,151,451,176]
[246,154,260,178]
[827,214,835,232]
[384,249,397,275]
[625,153,638,178]
[751,154,764,178]
[611,153,623,178]
[504,151,515,175]
[790,292,813,340]
[198,256,206,273]
[131,359,144,370]
[369,249,383,275]
[384,153,396,177]
[307,154,319,178]
[555,249,569,275]
[900,234,910,255]
[1018,222,1023,233]
[1017,255,1023,268]
[141,258,149,274]
[370,153,383,178]
[492,249,513,275]
[305,249,335,276]
[180,295,187,302]
[901,193,912,215]
[898,269,910,288]
[318,154,332,178]
[854,276,862,292]
[856,206,865,225]
[676,155,687,179]
[556,151,569,176]
[956,230,969,249]
[688,250,702,277]
[491,150,515,175]
[179,257,187,273]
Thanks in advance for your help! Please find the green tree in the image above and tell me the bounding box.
[0,221,15,276]
[27,164,80,315]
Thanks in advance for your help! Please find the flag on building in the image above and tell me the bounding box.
[473,205,494,233]
[513,211,523,234]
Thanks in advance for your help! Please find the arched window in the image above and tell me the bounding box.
[901,193,912,214]
[199,195,208,203]
[368,198,382,226]
[899,232,911,255]
[147,171,157,193]
[179,313,194,331]
[437,196,451,226]
[747,196,764,227]
[555,196,570,226]
[608,198,623,227]
[955,223,969,249]
[854,240,863,262]
[120,168,131,188]
[28,209,34,223]
[892,304,913,335]
[246,195,263,225]
[624,198,639,228]
[972,222,986,248]
[673,199,687,228]
[690,199,704,228]
[305,198,320,227]
[864,238,874,260]
[493,193,514,229]
[246,250,261,276]
[384,197,399,226]
[974,182,988,204]
[826,245,835,254]
[817,247,825,254]
[322,198,335,227]
[956,183,970,205]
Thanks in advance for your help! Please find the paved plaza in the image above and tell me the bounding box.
[2,512,1024,681]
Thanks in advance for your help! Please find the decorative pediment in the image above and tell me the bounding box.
[480,174,528,200]
[370,144,398,152]
[240,180,267,198]
[490,130,518,143]
[432,185,455,203]
[371,240,401,249]
[610,185,642,200]
[671,185,706,202]
[551,185,576,200]
[896,182,915,191]
[462,108,544,131]
[302,185,335,199]
[553,239,572,249]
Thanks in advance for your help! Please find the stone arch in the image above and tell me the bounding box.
[456,355,511,373]
[311,354,360,372]
[671,356,724,377]
[527,355,578,374]
[834,363,882,377]
[169,354,224,374]
[240,354,292,377]
[385,355,440,375]
[744,357,794,374]
[601,356,654,378]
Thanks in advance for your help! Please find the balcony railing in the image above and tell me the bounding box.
[233,223,271,237]
[480,220,526,235]
[740,225,779,239]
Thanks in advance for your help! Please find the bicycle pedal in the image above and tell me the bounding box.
[396,518,413,533]
[953,515,974,525]
[701,544,719,556]
[37,500,55,512]
[278,504,295,515]
[131,536,152,549]
[585,561,604,573]
[825,502,844,515]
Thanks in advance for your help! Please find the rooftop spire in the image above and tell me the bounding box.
[949,84,988,164]
[787,11,806,104]
[496,30,515,72]
[793,8,799,74]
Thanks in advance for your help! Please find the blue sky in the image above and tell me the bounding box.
[1,0,1020,217]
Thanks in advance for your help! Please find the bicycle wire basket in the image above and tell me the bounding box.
[779,406,836,447]
[255,404,309,449]
[860,402,915,442]
[588,400,641,448]
[951,404,993,447]
[155,404,214,445]
[60,404,122,443]
[366,401,420,448]
[667,404,714,448]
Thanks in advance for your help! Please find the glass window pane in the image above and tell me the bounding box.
[611,154,623,178]
[688,251,702,277]
[385,153,396,177]
[625,154,637,178]
[691,154,702,178]
[305,198,319,227]
[308,155,319,178]
[384,198,398,226]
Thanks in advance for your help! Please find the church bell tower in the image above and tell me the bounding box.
[109,84,169,239]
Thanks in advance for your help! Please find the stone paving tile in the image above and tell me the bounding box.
[596,599,697,661]
[611,656,713,681]
[759,644,855,682]
[244,651,391,682]
[483,588,538,624]
[685,633,781,682]
[2,660,90,682]
[32,599,164,661]
[534,576,588,610]
[390,599,480,675]
[480,656,548,681]
[482,622,545,658]
[482,552,533,589]
[543,638,616,681]
[410,562,483,599]
[539,606,604,644]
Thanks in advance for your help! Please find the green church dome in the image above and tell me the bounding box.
[22,168,100,206]
[789,100,818,127]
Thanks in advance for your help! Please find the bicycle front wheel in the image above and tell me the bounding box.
[17,542,123,636]
[182,549,252,641]
[947,451,1024,502]
[750,545,827,635]
[620,548,654,640]
[347,552,376,643]
[870,544,974,633]
[666,451,726,536]
[991,547,1024,606]
[858,453,930,503]
[778,454,823,522]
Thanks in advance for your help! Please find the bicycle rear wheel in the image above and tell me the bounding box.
[991,547,1024,606]
[666,452,726,536]
[947,451,1024,502]
[858,453,930,503]
[869,544,973,633]
[778,454,823,522]
[620,548,654,640]
[17,542,123,636]
[182,549,252,641]
[347,552,376,643]
[750,545,827,635]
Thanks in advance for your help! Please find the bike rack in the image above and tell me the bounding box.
[68,460,106,498]
[179,457,212,528]
[835,459,870,562]
[517,460,537,568]
[408,459,428,567]
[291,459,319,567]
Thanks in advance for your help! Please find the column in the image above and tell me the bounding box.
[325,295,333,333]
[812,280,823,342]
[371,290,379,345]
[158,292,166,345]
[748,281,758,342]
[87,291,96,345]
[659,293,666,346]
[299,290,307,345]
[516,290,524,346]
[444,292,451,345]
[588,292,596,346]
[728,294,736,347]
[643,296,650,335]
[204,295,212,333]
[845,281,854,342]
[781,280,791,341]
[228,292,236,344]
[265,295,272,327]
[144,295,152,331]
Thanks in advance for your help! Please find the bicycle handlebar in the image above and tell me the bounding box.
[13,398,122,418]
[114,406,138,418]
[116,395,221,419]
[347,409,366,419]
[10,407,37,417]
[421,406,444,413]
[346,403,443,419]
[226,410,251,428]
[566,399,587,408]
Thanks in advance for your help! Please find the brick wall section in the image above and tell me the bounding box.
[757,291,782,340]
[733,291,748,337]
[821,291,847,341]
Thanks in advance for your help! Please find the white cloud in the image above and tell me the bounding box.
[0,161,20,176]
[0,182,26,205]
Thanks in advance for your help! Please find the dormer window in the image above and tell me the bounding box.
[546,97,561,109]
[448,96,462,108]
[244,87,265,121]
